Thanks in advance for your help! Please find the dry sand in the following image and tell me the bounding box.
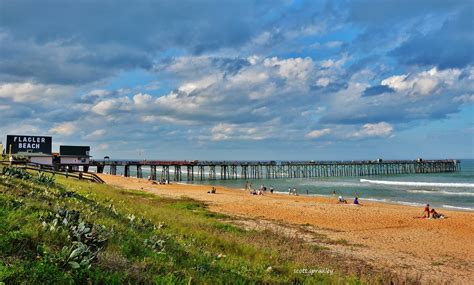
[97,174,474,283]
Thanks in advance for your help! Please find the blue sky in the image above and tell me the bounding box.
[0,0,473,160]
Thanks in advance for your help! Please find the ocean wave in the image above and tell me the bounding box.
[407,189,474,196]
[358,197,389,203]
[298,181,364,188]
[360,179,474,188]
[441,205,474,211]
[393,201,425,207]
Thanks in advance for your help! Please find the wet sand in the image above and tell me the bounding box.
[97,174,474,283]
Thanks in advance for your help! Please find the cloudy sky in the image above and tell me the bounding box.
[0,0,473,160]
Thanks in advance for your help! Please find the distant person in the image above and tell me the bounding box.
[288,187,292,195]
[270,186,274,193]
[423,204,430,218]
[332,190,337,196]
[207,187,216,194]
[354,197,360,205]
[293,187,297,196]
[430,209,445,219]
[338,196,347,204]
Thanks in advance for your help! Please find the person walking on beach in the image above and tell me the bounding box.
[288,187,292,195]
[270,186,274,193]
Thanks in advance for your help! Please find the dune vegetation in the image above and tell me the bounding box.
[0,166,389,284]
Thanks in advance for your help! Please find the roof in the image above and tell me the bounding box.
[16,152,53,157]
[60,155,92,158]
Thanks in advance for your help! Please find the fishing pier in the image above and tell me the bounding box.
[92,159,461,182]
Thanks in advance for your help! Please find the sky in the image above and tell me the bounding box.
[0,0,473,160]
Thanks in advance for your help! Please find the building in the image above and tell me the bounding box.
[59,146,91,171]
[16,152,53,166]
[3,135,92,170]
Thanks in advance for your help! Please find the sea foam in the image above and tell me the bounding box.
[360,179,474,188]
[441,205,474,211]
[407,189,474,196]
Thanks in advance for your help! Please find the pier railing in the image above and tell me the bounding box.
[91,159,460,182]
[0,161,104,183]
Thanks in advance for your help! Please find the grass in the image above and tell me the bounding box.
[0,166,405,284]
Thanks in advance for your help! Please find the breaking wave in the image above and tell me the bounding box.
[407,190,474,196]
[360,179,474,188]
[441,205,474,211]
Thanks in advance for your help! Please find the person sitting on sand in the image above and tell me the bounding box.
[258,189,263,195]
[250,189,257,195]
[423,204,430,218]
[207,186,216,194]
[430,209,445,219]
[354,197,360,205]
[338,196,347,204]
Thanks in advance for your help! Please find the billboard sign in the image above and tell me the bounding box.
[6,135,52,154]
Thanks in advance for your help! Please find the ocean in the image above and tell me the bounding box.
[98,159,474,211]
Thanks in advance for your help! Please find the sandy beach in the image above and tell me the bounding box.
[98,174,474,283]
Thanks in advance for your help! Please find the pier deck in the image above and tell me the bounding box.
[91,159,461,181]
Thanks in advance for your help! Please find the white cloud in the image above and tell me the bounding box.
[306,128,331,138]
[144,81,160,91]
[84,129,106,139]
[350,122,393,138]
[210,123,272,141]
[264,57,314,82]
[91,97,131,116]
[381,67,461,96]
[453,94,474,104]
[87,89,110,97]
[319,55,348,69]
[49,122,78,136]
[316,77,331,87]
[247,55,259,65]
[310,41,342,49]
[0,82,72,103]
[132,93,154,108]
[178,75,221,93]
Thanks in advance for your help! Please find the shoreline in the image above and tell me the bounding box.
[151,177,474,212]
